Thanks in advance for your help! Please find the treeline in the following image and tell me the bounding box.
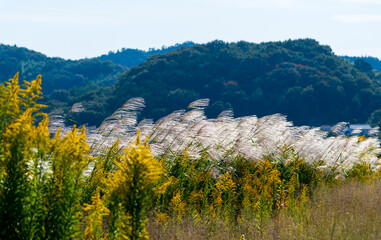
[68,39,381,127]
[3,40,381,128]
[0,43,197,125]
[97,41,195,68]
[341,55,381,72]
[0,44,127,95]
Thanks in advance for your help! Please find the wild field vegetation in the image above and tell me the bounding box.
[2,74,381,239]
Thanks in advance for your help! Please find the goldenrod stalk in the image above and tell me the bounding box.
[105,129,163,239]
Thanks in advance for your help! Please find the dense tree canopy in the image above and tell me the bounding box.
[341,56,381,72]
[97,41,195,68]
[94,39,381,127]
[3,40,381,128]
[0,44,127,94]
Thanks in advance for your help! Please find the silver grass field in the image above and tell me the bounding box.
[51,98,381,175]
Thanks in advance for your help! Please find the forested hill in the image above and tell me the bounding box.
[0,42,196,125]
[341,56,381,72]
[0,42,196,106]
[74,39,381,127]
[3,40,381,128]
[0,44,127,94]
[97,42,195,68]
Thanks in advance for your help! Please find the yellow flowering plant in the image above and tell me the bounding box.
[104,130,163,240]
[0,74,93,239]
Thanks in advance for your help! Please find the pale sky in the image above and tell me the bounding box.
[1,0,381,60]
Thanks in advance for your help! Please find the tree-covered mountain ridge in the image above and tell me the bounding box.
[0,42,195,120]
[341,56,381,72]
[0,42,196,93]
[0,44,126,94]
[97,41,195,68]
[2,39,381,127]
[79,39,381,127]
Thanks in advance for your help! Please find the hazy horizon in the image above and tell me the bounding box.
[1,0,381,60]
[2,38,381,61]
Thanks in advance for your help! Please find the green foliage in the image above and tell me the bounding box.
[368,109,381,127]
[82,139,123,205]
[5,41,381,128]
[0,44,127,94]
[342,55,381,72]
[97,42,195,68]
[0,44,127,124]
[345,161,378,181]
[71,39,381,127]
[0,74,93,239]
[2,73,381,239]
[104,130,164,239]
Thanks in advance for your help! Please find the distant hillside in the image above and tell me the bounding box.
[4,40,381,128]
[0,44,127,94]
[0,42,197,124]
[72,39,381,127]
[97,42,195,68]
[341,56,381,72]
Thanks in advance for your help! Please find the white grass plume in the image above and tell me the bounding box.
[50,98,381,173]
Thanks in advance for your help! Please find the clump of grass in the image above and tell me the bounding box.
[280,180,381,239]
[147,180,381,240]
